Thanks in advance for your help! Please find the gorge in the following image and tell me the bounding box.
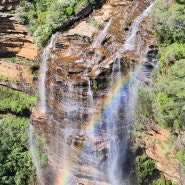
[0,0,185,185]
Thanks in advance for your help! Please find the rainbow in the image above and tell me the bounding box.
[56,65,141,185]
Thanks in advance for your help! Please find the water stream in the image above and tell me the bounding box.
[123,3,154,51]
[39,34,57,113]
[29,124,45,185]
[92,20,112,49]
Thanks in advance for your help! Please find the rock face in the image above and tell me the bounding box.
[0,14,37,59]
[0,0,20,11]
[0,58,36,93]
[0,1,37,93]
[137,122,182,185]
[31,0,158,185]
[0,0,37,59]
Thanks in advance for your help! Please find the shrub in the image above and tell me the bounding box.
[135,152,160,185]
[152,0,185,45]
[17,0,97,47]
[0,85,37,114]
[0,114,36,185]
[33,24,53,48]
[152,59,185,130]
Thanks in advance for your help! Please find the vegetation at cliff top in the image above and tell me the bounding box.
[17,0,97,47]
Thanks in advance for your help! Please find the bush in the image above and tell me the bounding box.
[33,24,53,48]
[0,114,35,185]
[135,152,160,185]
[17,0,97,47]
[0,85,37,114]
[152,0,185,45]
[152,59,185,130]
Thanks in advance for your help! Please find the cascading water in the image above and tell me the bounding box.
[30,1,155,185]
[29,124,45,185]
[123,3,154,51]
[39,34,57,113]
[104,3,154,185]
[92,20,112,49]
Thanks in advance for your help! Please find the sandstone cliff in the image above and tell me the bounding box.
[136,121,183,185]
[0,0,37,93]
[0,13,37,59]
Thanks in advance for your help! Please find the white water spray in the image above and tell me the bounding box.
[123,3,154,51]
[29,124,44,185]
[92,20,112,49]
[87,78,94,106]
[107,3,154,185]
[39,33,57,114]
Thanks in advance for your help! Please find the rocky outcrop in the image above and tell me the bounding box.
[0,1,37,94]
[0,0,20,11]
[0,59,36,93]
[136,121,182,184]
[0,14,37,59]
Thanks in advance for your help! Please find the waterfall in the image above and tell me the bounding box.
[29,124,45,185]
[92,20,112,49]
[104,3,154,185]
[31,2,155,185]
[123,3,154,51]
[87,78,94,106]
[39,33,57,114]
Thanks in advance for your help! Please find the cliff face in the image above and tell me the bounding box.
[31,0,158,184]
[0,14,37,59]
[0,0,37,59]
[137,122,182,184]
[0,0,37,93]
[0,0,183,185]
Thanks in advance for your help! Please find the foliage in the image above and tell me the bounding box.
[0,114,35,185]
[0,85,37,114]
[90,18,100,28]
[152,0,185,45]
[17,0,97,47]
[137,85,153,118]
[135,151,160,185]
[135,1,185,184]
[152,59,185,130]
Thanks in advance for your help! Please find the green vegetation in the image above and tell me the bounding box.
[134,1,185,184]
[0,85,37,114]
[152,0,185,45]
[17,0,97,47]
[0,114,35,185]
[151,0,185,131]
[135,150,175,185]
[152,59,185,130]
[135,151,160,184]
[0,54,38,185]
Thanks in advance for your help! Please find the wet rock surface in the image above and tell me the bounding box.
[31,0,157,184]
